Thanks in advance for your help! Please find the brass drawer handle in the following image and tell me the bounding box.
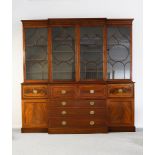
[33,89,38,94]
[90,101,95,105]
[90,90,95,94]
[61,90,66,94]
[118,88,123,93]
[61,121,67,126]
[90,121,95,126]
[61,101,67,106]
[61,111,67,115]
[89,111,95,115]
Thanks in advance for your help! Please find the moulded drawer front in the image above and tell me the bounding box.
[79,85,106,98]
[22,85,48,98]
[108,84,134,97]
[49,118,106,128]
[49,100,106,108]
[48,108,106,118]
[51,86,76,98]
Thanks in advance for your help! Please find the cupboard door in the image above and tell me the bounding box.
[22,100,48,128]
[80,27,103,80]
[25,28,48,80]
[52,27,75,80]
[107,99,134,126]
[107,27,131,79]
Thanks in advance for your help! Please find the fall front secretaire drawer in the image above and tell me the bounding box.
[22,85,48,99]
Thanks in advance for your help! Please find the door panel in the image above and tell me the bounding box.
[22,100,48,128]
[107,99,134,126]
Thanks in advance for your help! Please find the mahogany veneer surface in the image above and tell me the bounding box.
[21,18,135,133]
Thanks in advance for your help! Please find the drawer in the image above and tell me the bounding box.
[79,85,106,99]
[108,84,134,97]
[49,118,106,128]
[22,85,48,99]
[51,86,76,98]
[49,100,106,108]
[48,108,106,118]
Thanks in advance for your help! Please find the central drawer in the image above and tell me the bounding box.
[49,99,106,107]
[49,118,106,128]
[78,85,106,99]
[48,108,106,117]
[51,86,76,98]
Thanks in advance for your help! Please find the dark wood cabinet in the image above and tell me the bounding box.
[21,18,135,133]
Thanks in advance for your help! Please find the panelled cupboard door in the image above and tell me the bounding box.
[22,100,48,128]
[107,99,134,126]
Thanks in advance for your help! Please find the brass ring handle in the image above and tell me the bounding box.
[90,121,95,125]
[90,90,95,94]
[89,111,95,115]
[33,89,38,94]
[118,88,123,93]
[61,101,67,106]
[90,101,95,105]
[61,111,67,115]
[61,90,66,94]
[61,121,67,126]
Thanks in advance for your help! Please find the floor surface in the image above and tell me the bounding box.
[12,129,143,155]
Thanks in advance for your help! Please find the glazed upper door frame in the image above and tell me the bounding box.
[22,18,133,83]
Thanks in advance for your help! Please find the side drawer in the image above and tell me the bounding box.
[49,100,106,108]
[22,85,48,99]
[108,84,134,98]
[78,85,106,99]
[51,86,76,98]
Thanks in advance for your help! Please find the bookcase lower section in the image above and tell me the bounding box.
[21,82,135,134]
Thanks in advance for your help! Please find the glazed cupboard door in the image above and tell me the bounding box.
[107,26,131,80]
[80,27,104,80]
[51,27,75,81]
[24,28,48,81]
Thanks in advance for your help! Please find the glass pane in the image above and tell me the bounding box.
[80,27,103,80]
[52,27,75,80]
[25,28,48,80]
[107,27,130,79]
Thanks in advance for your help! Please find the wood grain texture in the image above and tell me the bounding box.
[22,85,48,99]
[48,127,108,134]
[22,100,48,128]
[48,118,106,128]
[107,99,134,126]
[49,99,106,108]
[108,84,134,98]
[21,18,135,133]
[78,85,106,99]
[51,85,77,98]
[48,108,106,118]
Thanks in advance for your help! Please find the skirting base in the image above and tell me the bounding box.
[48,127,108,134]
[21,126,135,133]
[21,128,48,133]
[108,126,136,132]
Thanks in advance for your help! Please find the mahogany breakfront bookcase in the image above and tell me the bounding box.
[21,18,135,133]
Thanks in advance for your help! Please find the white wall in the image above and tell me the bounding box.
[12,0,143,128]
